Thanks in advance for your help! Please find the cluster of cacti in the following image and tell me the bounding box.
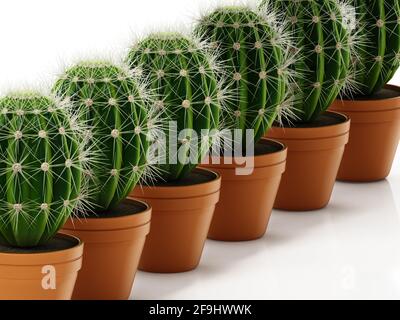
[2,1,399,250]
[0,92,87,247]
[195,5,294,142]
[54,61,151,211]
[259,0,353,122]
[126,33,222,182]
[348,0,400,95]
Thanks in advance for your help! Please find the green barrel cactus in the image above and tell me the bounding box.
[126,33,222,182]
[260,0,353,122]
[194,5,293,141]
[350,0,400,95]
[0,92,86,247]
[54,61,150,211]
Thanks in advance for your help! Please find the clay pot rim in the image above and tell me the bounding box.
[0,233,83,266]
[133,168,221,199]
[268,111,350,140]
[333,84,400,112]
[205,138,287,169]
[63,199,152,231]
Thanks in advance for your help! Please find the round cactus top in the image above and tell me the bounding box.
[75,60,115,68]
[209,6,252,13]
[146,32,189,40]
[0,92,61,114]
[60,61,132,83]
[5,90,45,99]
[199,6,265,26]
[133,32,203,55]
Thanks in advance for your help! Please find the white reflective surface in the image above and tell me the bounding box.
[134,149,400,300]
[0,0,398,301]
[134,66,400,301]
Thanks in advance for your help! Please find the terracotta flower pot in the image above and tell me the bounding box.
[61,199,151,300]
[0,233,83,300]
[201,138,287,241]
[330,85,400,182]
[266,111,350,211]
[129,168,221,273]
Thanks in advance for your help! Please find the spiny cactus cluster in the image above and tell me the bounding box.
[260,0,353,122]
[0,92,87,247]
[127,33,222,182]
[349,0,400,95]
[195,5,295,142]
[54,61,153,211]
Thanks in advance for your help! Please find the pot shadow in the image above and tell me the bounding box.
[196,206,342,277]
[330,179,400,245]
[268,179,399,241]
[133,269,200,300]
[132,178,400,300]
[133,233,281,300]
[132,237,269,300]
[387,172,400,215]
[323,178,400,298]
[333,179,398,217]
[218,177,400,275]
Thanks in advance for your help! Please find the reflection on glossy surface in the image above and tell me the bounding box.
[134,153,400,300]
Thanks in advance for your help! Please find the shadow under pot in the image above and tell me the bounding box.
[0,233,83,300]
[330,84,400,182]
[61,199,151,300]
[201,138,287,241]
[129,168,221,273]
[266,111,350,211]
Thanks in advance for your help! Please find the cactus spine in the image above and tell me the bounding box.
[127,33,221,182]
[260,0,353,121]
[350,0,400,95]
[54,61,150,211]
[0,92,85,247]
[195,6,293,141]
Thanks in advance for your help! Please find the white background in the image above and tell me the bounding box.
[0,0,399,300]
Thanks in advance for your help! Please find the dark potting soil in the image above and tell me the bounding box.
[79,199,148,219]
[218,139,284,157]
[350,87,400,101]
[152,169,217,187]
[254,139,284,156]
[0,234,79,254]
[278,112,347,128]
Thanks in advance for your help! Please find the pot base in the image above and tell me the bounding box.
[202,139,287,241]
[61,199,151,300]
[266,112,350,211]
[330,85,400,182]
[130,168,221,273]
[0,233,83,300]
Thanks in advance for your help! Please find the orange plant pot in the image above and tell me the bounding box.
[129,168,221,273]
[62,199,151,300]
[0,233,83,300]
[266,112,350,211]
[330,85,400,182]
[201,138,287,241]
